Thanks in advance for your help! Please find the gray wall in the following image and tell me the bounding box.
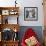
[18,26,44,44]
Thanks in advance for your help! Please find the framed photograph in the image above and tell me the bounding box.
[24,7,38,21]
[9,10,18,15]
[2,10,9,15]
[2,15,18,24]
[8,16,18,24]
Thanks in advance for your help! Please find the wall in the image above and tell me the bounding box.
[18,0,44,26]
[0,0,44,26]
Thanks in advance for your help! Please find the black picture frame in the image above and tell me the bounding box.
[24,7,38,21]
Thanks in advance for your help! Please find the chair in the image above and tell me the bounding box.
[21,28,41,46]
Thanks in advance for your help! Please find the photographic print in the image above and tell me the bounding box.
[24,7,38,21]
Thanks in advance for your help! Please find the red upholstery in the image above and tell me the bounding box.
[21,28,41,46]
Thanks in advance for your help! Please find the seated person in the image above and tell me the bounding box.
[21,28,41,46]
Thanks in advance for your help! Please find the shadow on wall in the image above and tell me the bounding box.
[18,26,44,44]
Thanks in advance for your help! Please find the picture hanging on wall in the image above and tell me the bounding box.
[24,7,38,21]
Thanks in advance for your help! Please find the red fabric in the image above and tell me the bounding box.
[21,28,41,46]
